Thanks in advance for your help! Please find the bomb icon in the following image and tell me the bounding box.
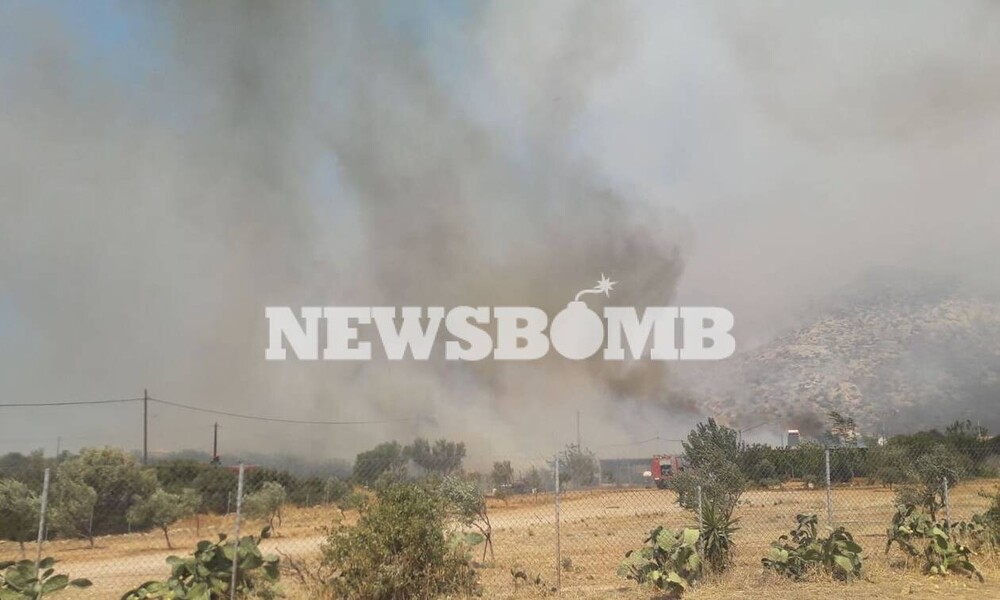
[550,274,616,359]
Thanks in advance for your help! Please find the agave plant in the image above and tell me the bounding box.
[0,557,91,599]
[698,501,739,572]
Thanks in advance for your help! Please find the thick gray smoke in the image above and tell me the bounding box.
[3,1,1000,462]
[0,2,696,464]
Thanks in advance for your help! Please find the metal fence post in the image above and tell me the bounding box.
[230,463,245,600]
[554,453,561,591]
[35,468,50,567]
[697,485,704,533]
[943,477,951,532]
[824,448,833,526]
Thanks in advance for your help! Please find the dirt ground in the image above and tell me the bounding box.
[4,480,999,599]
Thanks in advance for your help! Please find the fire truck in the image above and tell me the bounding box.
[651,454,685,489]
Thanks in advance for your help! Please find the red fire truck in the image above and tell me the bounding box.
[651,454,685,489]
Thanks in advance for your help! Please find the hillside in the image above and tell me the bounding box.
[699,272,1000,437]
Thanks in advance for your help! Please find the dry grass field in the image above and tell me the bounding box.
[4,480,1000,599]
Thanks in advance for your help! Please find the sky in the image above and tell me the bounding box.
[3,1,1000,466]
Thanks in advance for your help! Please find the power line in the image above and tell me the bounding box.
[594,435,684,449]
[0,395,420,426]
[0,398,143,407]
[148,397,419,425]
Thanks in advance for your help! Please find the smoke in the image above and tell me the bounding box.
[4,1,1000,461]
[0,1,696,464]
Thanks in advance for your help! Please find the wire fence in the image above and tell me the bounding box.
[2,419,1000,598]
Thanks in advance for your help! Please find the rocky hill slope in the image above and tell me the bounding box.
[700,272,1000,437]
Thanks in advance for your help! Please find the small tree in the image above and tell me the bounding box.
[563,444,599,488]
[894,444,966,520]
[867,444,913,489]
[673,420,746,572]
[0,479,39,557]
[684,418,740,465]
[190,466,237,514]
[245,481,287,531]
[522,467,544,492]
[440,475,494,562]
[405,438,466,475]
[490,461,513,491]
[57,447,157,535]
[49,466,98,548]
[126,488,200,549]
[826,411,858,447]
[353,442,404,486]
[323,477,350,505]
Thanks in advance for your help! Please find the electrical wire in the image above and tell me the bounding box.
[0,395,418,426]
[148,397,418,425]
[0,398,143,407]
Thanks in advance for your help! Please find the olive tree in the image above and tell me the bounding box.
[0,478,39,557]
[244,481,287,531]
[49,466,98,548]
[58,447,157,535]
[440,475,494,562]
[126,488,200,549]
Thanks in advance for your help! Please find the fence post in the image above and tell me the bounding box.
[554,453,561,591]
[230,463,245,600]
[697,485,704,533]
[824,448,833,526]
[943,477,951,532]
[35,468,50,567]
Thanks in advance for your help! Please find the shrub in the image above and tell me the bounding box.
[0,557,91,599]
[885,503,934,557]
[972,485,1000,548]
[885,504,983,581]
[122,527,281,599]
[619,526,701,598]
[320,480,478,599]
[762,514,863,581]
[674,420,746,521]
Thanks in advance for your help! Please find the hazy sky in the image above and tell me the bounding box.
[3,1,1000,465]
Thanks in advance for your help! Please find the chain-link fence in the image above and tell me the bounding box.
[2,431,1000,598]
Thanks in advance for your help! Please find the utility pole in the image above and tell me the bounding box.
[212,422,219,464]
[576,410,581,449]
[143,389,148,465]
